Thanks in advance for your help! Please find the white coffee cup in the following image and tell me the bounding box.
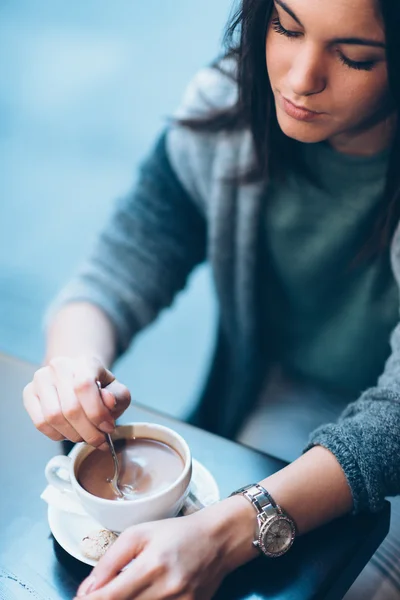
[44,422,192,532]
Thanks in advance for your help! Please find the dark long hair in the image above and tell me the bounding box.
[182,0,400,258]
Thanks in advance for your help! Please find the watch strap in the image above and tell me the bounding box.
[231,483,281,519]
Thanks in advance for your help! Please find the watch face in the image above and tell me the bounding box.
[259,516,295,557]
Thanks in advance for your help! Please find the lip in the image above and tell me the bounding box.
[280,94,324,122]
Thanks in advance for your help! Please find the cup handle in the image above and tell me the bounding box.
[45,455,73,492]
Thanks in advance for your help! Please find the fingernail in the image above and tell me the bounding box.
[98,442,109,451]
[99,421,115,433]
[77,575,96,596]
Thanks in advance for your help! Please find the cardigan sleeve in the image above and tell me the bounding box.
[44,131,206,356]
[303,224,400,514]
[45,61,240,356]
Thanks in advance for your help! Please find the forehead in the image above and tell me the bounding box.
[279,0,384,35]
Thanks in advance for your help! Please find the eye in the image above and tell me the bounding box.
[271,17,302,39]
[338,52,375,71]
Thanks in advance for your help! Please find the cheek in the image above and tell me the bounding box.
[333,69,391,121]
[265,33,291,86]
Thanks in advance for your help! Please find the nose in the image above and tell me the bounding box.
[287,42,327,97]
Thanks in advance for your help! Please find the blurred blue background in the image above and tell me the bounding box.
[0,0,234,418]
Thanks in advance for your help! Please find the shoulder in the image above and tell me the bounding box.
[174,57,238,120]
[166,58,253,209]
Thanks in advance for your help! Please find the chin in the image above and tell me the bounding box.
[276,111,329,144]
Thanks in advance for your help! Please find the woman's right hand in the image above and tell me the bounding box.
[23,356,131,448]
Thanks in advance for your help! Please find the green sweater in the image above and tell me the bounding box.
[263,141,397,396]
[47,62,400,515]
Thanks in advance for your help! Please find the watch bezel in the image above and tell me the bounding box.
[258,514,296,558]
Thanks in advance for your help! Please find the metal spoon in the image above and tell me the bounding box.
[105,433,124,499]
[96,381,124,499]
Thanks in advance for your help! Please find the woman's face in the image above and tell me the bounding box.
[266,0,394,154]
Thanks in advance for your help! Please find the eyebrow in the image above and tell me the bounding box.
[274,0,386,49]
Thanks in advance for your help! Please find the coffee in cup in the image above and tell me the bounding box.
[77,438,184,501]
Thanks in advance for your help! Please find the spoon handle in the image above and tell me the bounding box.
[105,433,124,498]
[105,433,118,469]
[96,380,124,498]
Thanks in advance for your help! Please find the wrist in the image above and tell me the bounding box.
[205,495,259,572]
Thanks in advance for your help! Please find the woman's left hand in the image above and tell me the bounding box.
[75,497,256,600]
[77,499,254,600]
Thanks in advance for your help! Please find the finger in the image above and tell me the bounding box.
[103,380,131,419]
[59,383,106,447]
[71,358,115,432]
[23,383,65,441]
[80,528,146,592]
[48,361,106,447]
[77,528,151,598]
[78,555,154,600]
[96,362,116,389]
[98,387,116,413]
[33,368,83,443]
[50,356,113,429]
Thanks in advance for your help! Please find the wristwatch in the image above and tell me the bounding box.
[230,483,296,558]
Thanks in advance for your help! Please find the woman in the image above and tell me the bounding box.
[23,0,400,598]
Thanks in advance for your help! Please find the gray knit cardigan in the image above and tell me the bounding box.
[48,64,400,515]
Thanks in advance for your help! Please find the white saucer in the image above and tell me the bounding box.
[48,458,220,566]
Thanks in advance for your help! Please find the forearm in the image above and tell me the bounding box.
[44,302,117,368]
[208,445,353,570]
[260,445,353,533]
